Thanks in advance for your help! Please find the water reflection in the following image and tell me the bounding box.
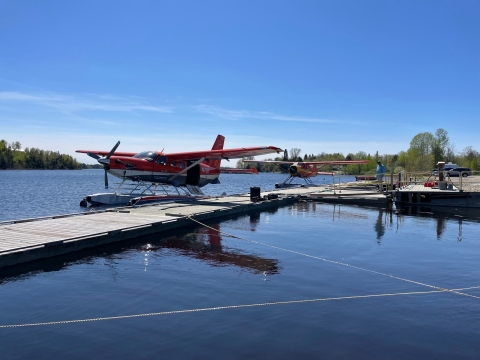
[398,205,480,221]
[157,222,279,275]
[296,201,479,243]
[398,206,480,241]
[0,219,279,284]
[249,212,260,231]
[374,209,386,242]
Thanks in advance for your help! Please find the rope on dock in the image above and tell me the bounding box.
[186,215,480,300]
[1,287,478,329]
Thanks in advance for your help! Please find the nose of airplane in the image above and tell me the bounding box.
[289,165,298,175]
[98,157,111,165]
[98,141,120,189]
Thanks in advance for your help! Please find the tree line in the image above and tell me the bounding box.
[0,140,90,170]
[237,128,479,175]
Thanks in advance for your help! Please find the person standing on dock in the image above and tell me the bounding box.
[376,161,386,184]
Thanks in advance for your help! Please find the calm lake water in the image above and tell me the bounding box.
[0,170,479,359]
[0,169,345,221]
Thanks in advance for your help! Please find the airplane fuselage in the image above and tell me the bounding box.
[76,135,283,191]
[288,163,318,178]
[107,154,220,187]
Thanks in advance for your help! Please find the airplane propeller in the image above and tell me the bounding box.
[104,169,109,189]
[85,141,120,189]
[98,141,120,166]
[86,152,101,160]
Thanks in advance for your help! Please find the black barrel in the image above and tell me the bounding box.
[250,186,261,201]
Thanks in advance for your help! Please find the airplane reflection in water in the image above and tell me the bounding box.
[294,202,480,243]
[144,220,280,275]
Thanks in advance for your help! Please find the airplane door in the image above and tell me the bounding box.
[186,162,200,186]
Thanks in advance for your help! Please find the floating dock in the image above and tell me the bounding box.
[395,184,480,207]
[0,187,313,269]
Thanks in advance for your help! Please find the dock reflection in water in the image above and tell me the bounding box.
[397,205,480,241]
[295,201,479,244]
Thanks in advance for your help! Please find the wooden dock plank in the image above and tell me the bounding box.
[0,213,175,245]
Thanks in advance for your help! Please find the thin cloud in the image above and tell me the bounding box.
[195,105,334,123]
[0,91,174,114]
[0,92,64,102]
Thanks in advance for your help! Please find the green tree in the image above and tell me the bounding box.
[289,148,301,161]
[409,132,434,157]
[431,128,449,165]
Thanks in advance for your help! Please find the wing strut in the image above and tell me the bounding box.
[168,157,205,182]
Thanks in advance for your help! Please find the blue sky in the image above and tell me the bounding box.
[0,0,478,164]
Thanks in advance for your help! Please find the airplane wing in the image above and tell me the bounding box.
[243,160,369,165]
[166,146,283,161]
[75,150,137,157]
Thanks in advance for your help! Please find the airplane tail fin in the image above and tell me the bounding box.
[209,134,225,169]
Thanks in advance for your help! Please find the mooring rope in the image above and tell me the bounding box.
[186,216,480,300]
[2,287,479,329]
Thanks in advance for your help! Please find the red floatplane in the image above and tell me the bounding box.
[76,135,282,206]
[243,159,369,188]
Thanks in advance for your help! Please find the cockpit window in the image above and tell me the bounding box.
[133,151,156,161]
[155,155,167,165]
